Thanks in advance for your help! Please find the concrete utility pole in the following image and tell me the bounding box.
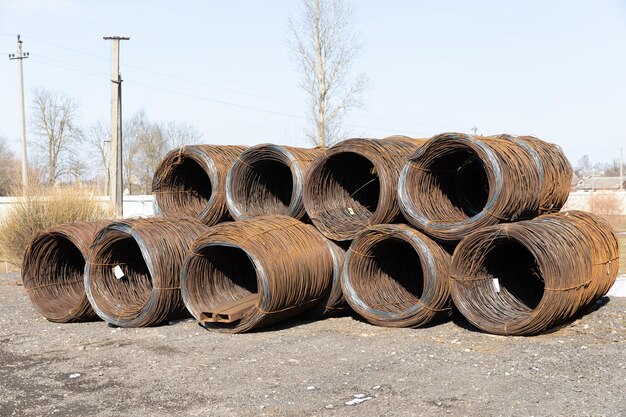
[103,35,129,218]
[8,34,29,191]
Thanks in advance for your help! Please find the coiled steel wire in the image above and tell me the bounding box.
[304,137,425,241]
[398,132,559,242]
[85,217,209,327]
[180,215,335,333]
[22,220,111,323]
[495,134,572,214]
[152,145,246,225]
[342,223,452,327]
[450,210,619,336]
[226,144,321,220]
[306,238,349,318]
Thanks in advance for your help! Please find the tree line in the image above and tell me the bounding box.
[0,88,202,196]
[1,0,369,196]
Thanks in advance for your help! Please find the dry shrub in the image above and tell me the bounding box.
[0,183,112,266]
[589,192,623,226]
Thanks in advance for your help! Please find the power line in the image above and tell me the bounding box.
[20,35,468,132]
[126,79,429,135]
[28,56,447,135]
[29,57,110,79]
[23,38,466,135]
[22,35,299,105]
[123,63,301,106]
[34,54,110,76]
[126,79,308,121]
[22,35,109,61]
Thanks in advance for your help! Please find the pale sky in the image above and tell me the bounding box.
[1,0,625,166]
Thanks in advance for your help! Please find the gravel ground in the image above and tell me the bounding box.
[1,273,625,417]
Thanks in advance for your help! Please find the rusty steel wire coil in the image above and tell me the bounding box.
[152,145,246,225]
[180,215,335,333]
[342,223,452,328]
[304,137,425,241]
[21,220,111,323]
[226,144,322,220]
[306,238,349,318]
[85,217,209,327]
[495,134,572,214]
[398,132,553,243]
[450,211,619,336]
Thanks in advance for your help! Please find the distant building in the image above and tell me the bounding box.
[573,176,626,191]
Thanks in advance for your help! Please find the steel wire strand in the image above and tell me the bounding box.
[540,211,619,304]
[341,223,452,328]
[398,132,544,243]
[494,134,573,214]
[303,137,425,241]
[449,211,619,335]
[180,215,335,333]
[152,144,246,225]
[225,144,322,220]
[305,237,350,318]
[22,220,111,323]
[85,217,210,327]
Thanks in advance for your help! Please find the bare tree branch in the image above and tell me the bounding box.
[30,88,83,185]
[120,110,203,194]
[289,0,368,147]
[0,135,19,195]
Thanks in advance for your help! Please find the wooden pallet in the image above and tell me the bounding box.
[200,294,258,324]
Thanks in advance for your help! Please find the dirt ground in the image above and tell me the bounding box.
[1,273,625,417]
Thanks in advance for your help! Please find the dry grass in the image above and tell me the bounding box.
[618,236,626,276]
[0,183,112,267]
[589,193,622,216]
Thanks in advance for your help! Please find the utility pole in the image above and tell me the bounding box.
[103,35,129,218]
[8,34,29,191]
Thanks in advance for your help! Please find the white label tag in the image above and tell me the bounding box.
[492,278,500,293]
[113,265,125,279]
[347,207,355,215]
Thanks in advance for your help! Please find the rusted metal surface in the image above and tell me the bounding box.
[85,217,209,327]
[497,134,573,214]
[342,223,452,328]
[398,133,572,243]
[450,210,619,335]
[200,294,257,324]
[304,137,425,241]
[21,220,111,323]
[152,145,246,225]
[305,237,349,318]
[226,144,322,220]
[181,215,335,333]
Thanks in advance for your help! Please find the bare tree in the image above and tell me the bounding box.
[164,121,203,150]
[121,110,204,194]
[122,110,146,194]
[576,155,592,175]
[137,122,168,194]
[84,121,111,193]
[0,135,19,195]
[290,0,367,147]
[30,88,83,185]
[85,121,109,174]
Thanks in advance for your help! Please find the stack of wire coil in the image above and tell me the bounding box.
[85,217,209,327]
[449,211,618,335]
[152,144,246,225]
